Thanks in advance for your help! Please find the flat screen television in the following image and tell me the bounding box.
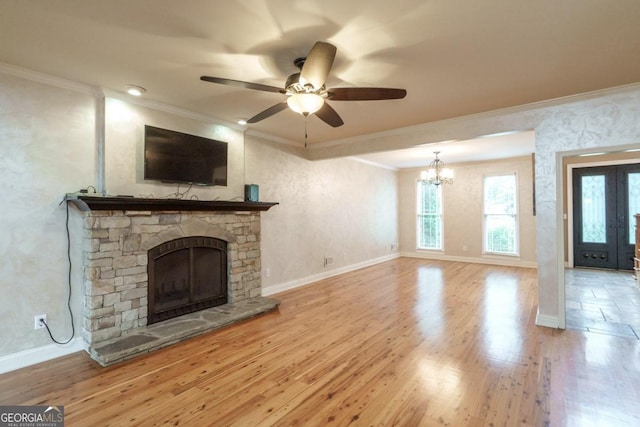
[144,125,228,186]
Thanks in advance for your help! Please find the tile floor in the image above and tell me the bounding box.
[565,268,640,339]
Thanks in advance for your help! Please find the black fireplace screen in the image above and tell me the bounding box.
[147,236,227,324]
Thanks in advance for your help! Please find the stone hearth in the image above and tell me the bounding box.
[90,296,278,366]
[67,195,279,365]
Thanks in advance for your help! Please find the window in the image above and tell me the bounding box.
[417,181,443,250]
[483,174,518,255]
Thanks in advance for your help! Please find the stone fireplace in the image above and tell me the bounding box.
[68,195,279,365]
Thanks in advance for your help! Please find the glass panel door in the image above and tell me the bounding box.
[581,175,607,244]
[617,165,640,269]
[573,164,640,270]
[628,172,640,246]
[573,167,617,269]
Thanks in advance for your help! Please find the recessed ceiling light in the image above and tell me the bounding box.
[237,119,247,125]
[125,85,146,96]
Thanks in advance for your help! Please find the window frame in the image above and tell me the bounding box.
[482,172,520,257]
[416,180,444,251]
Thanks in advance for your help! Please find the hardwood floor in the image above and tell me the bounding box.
[2,258,640,426]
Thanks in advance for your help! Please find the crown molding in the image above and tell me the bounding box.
[0,61,98,95]
[4,60,638,153]
[348,156,398,171]
[309,82,640,151]
[100,88,242,131]
[0,62,245,131]
[244,128,302,148]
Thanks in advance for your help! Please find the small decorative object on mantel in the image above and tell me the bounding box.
[420,151,454,186]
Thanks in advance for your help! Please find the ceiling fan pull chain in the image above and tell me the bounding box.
[304,113,309,148]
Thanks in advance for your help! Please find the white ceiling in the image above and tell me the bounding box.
[355,131,535,169]
[1,1,638,163]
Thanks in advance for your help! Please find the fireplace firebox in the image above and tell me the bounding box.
[148,236,227,324]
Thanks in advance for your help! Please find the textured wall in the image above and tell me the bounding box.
[104,98,245,200]
[534,90,640,325]
[398,156,537,266]
[244,137,399,292]
[0,74,94,357]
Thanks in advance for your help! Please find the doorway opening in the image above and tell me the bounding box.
[572,163,640,271]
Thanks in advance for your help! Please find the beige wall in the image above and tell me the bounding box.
[399,156,537,267]
[245,137,399,293]
[104,98,245,200]
[0,73,94,358]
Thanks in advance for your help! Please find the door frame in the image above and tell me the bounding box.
[566,157,640,268]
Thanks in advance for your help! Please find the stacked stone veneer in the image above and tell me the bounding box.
[82,210,262,345]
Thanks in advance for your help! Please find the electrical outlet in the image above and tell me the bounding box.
[324,256,334,267]
[34,314,47,330]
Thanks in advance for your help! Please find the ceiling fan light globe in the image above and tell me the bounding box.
[287,93,324,115]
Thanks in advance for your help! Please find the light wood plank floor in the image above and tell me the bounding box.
[2,258,640,426]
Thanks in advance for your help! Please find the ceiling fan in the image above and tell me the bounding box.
[200,41,407,128]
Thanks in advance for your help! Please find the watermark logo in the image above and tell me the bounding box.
[0,405,64,427]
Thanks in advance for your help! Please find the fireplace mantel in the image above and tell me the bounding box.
[65,194,278,212]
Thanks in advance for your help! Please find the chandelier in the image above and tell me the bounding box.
[420,151,454,185]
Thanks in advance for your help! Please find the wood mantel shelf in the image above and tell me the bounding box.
[65,194,278,212]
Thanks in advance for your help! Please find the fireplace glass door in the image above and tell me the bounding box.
[148,237,227,324]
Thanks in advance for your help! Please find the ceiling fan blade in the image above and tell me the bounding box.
[246,102,288,123]
[299,41,337,90]
[328,87,407,101]
[200,76,284,94]
[315,102,344,128]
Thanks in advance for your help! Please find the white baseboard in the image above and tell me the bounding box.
[400,251,538,269]
[0,338,85,374]
[262,253,400,296]
[535,313,561,329]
